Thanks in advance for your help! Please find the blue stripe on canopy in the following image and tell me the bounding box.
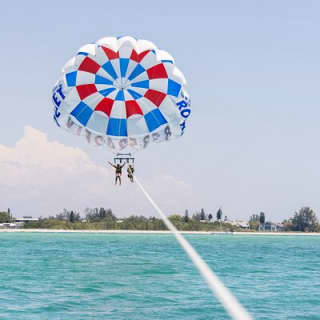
[115,90,125,101]
[66,71,77,87]
[95,75,113,85]
[144,109,167,132]
[131,80,149,89]
[161,60,173,64]
[99,88,116,97]
[70,101,93,126]
[120,58,129,77]
[102,61,118,79]
[127,89,142,100]
[128,64,145,81]
[107,118,128,136]
[167,79,181,97]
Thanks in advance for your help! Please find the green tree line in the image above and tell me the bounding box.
[3,206,319,232]
[248,207,320,232]
[0,209,13,223]
[282,207,320,232]
[22,207,243,231]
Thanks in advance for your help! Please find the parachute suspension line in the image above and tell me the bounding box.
[134,176,253,320]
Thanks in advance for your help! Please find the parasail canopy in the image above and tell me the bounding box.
[52,36,191,153]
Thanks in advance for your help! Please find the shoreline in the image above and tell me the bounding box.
[1,229,320,236]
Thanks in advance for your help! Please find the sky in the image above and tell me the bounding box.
[0,0,319,221]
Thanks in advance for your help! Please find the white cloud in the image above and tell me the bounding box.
[0,127,111,216]
[0,127,192,218]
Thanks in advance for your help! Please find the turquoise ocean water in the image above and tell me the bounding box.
[0,233,320,320]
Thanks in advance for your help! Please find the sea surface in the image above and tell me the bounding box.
[0,233,319,320]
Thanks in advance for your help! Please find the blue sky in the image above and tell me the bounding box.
[0,0,319,221]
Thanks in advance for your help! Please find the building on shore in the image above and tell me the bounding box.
[3,216,39,228]
[0,223,17,228]
[229,220,250,229]
[259,222,284,232]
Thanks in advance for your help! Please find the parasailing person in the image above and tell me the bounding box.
[127,164,135,183]
[108,162,126,186]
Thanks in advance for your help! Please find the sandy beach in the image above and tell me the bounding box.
[1,229,320,236]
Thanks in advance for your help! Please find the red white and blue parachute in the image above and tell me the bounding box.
[52,36,191,153]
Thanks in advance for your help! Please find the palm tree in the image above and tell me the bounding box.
[216,208,222,221]
[216,208,223,231]
[259,212,265,231]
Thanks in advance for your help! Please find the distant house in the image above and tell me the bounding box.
[0,223,17,228]
[229,220,250,229]
[14,216,39,227]
[260,222,284,232]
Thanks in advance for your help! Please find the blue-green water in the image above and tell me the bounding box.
[0,233,320,319]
